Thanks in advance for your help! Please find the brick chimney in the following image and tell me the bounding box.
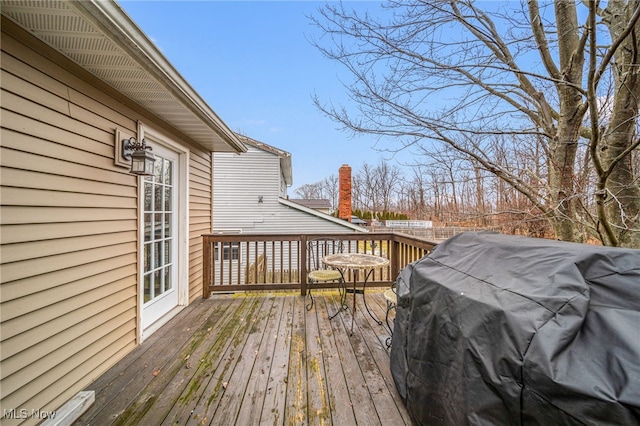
[338,164,352,221]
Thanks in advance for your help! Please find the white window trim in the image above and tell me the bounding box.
[215,242,241,261]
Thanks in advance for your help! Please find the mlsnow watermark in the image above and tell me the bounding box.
[3,408,57,420]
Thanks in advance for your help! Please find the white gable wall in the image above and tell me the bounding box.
[213,144,363,234]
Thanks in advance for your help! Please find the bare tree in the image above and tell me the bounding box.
[374,159,403,211]
[294,182,325,199]
[351,159,403,213]
[321,174,339,211]
[293,176,339,213]
[352,165,372,211]
[311,0,640,247]
[406,167,431,219]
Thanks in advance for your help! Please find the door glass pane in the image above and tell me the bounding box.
[154,213,163,239]
[144,274,152,303]
[164,213,172,239]
[154,159,163,183]
[164,265,172,291]
[144,183,152,211]
[164,186,171,211]
[154,269,162,296]
[154,184,163,211]
[154,241,162,269]
[144,243,151,270]
[144,213,152,242]
[164,159,172,185]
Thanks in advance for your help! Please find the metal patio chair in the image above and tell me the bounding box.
[384,281,397,348]
[306,238,344,311]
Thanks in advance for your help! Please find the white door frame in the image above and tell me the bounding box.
[137,123,189,342]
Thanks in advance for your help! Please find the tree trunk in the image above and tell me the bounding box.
[601,0,640,247]
[549,1,586,242]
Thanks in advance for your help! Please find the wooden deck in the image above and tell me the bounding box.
[76,290,409,425]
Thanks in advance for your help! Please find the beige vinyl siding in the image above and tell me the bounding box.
[0,28,139,423]
[188,150,213,302]
[0,23,209,424]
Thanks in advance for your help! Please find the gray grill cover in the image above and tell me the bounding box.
[390,232,640,425]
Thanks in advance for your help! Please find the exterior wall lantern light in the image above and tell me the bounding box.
[122,137,156,176]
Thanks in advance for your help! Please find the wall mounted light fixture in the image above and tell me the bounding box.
[122,137,156,176]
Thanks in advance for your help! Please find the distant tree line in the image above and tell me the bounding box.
[351,209,409,221]
[293,158,551,237]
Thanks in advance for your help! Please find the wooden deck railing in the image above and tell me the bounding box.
[202,232,437,298]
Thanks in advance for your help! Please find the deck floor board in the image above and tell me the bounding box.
[235,296,285,426]
[259,295,294,426]
[75,291,408,425]
[315,295,357,426]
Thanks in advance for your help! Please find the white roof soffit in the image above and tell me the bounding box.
[1,0,246,153]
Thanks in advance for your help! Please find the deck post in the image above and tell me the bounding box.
[391,236,400,284]
[202,235,211,299]
[300,235,308,296]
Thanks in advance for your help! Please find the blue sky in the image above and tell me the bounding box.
[118,0,408,190]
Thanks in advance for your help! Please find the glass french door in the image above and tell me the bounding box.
[141,145,179,332]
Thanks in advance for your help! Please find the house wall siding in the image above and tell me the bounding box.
[213,146,358,234]
[214,146,282,231]
[0,25,212,423]
[188,150,212,303]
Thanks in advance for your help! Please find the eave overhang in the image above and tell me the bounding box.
[1,0,247,153]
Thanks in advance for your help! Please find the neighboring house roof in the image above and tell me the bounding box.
[279,198,367,232]
[289,199,332,211]
[1,0,246,154]
[351,216,368,225]
[237,134,293,186]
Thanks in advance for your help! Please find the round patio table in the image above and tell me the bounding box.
[322,253,390,334]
